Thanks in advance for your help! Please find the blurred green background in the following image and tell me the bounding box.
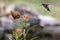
[0,0,60,20]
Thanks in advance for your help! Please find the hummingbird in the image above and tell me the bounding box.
[42,4,50,11]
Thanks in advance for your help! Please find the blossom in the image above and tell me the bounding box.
[16,28,21,33]
[23,15,29,19]
[13,28,21,34]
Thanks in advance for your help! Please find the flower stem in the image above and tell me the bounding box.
[15,33,18,40]
[24,29,26,40]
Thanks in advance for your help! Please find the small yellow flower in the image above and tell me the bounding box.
[23,15,29,19]
[16,28,21,33]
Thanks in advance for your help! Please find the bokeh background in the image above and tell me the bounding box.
[0,0,60,40]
